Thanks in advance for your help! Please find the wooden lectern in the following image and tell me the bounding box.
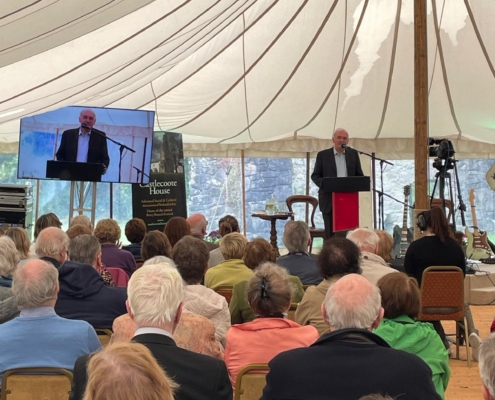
[46,160,103,182]
[322,177,370,232]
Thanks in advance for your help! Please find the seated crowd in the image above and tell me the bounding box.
[0,207,487,399]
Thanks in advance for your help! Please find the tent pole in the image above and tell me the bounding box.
[241,150,247,236]
[414,0,429,237]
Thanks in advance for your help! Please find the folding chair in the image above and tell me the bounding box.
[418,266,471,367]
[234,363,270,400]
[95,328,114,347]
[1,368,73,400]
[106,267,130,287]
[214,285,234,305]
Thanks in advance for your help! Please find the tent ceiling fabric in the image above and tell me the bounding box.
[1,0,495,157]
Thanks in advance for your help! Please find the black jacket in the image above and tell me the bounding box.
[261,328,441,400]
[311,147,364,213]
[55,260,127,329]
[56,128,110,168]
[70,333,232,400]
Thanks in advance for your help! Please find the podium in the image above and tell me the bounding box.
[46,160,102,182]
[322,176,370,232]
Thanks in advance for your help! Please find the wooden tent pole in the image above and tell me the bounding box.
[414,0,429,236]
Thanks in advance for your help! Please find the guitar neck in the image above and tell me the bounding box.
[400,196,409,255]
[471,204,480,235]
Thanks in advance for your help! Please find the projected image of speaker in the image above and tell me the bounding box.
[18,106,155,184]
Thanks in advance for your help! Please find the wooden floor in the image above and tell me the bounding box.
[444,305,494,400]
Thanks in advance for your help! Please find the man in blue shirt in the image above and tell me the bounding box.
[0,259,101,384]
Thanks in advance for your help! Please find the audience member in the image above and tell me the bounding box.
[187,213,219,251]
[31,213,63,256]
[68,234,114,286]
[66,225,92,240]
[230,238,304,324]
[479,333,495,400]
[82,341,176,400]
[94,218,137,276]
[56,234,127,329]
[205,233,252,290]
[122,218,147,259]
[405,207,478,357]
[0,259,100,383]
[209,215,240,267]
[261,274,441,400]
[71,263,232,400]
[164,216,191,248]
[277,221,322,285]
[0,236,21,322]
[346,228,397,284]
[70,215,93,231]
[0,227,4,236]
[172,236,230,346]
[373,273,450,398]
[5,227,31,265]
[225,262,318,387]
[374,229,394,263]
[35,227,69,268]
[295,237,361,335]
[141,231,172,261]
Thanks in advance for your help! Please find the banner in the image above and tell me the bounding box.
[132,132,187,231]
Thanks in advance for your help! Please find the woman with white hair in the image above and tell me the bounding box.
[0,236,21,322]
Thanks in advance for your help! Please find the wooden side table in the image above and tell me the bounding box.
[252,212,293,256]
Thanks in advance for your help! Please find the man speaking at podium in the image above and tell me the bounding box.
[311,128,363,239]
[56,109,110,175]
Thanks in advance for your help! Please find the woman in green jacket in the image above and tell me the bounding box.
[373,272,450,399]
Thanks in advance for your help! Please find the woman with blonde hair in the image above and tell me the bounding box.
[0,236,21,322]
[204,233,252,290]
[5,227,31,264]
[83,341,176,400]
[209,215,241,267]
[224,262,318,388]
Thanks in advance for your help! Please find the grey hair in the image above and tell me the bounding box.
[324,274,381,330]
[70,215,92,229]
[0,236,20,278]
[68,234,101,265]
[12,260,59,309]
[346,228,380,250]
[143,256,176,269]
[282,220,310,253]
[480,333,495,398]
[35,227,70,259]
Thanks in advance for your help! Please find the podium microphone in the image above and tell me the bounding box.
[341,144,347,149]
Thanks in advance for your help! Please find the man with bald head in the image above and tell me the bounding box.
[0,259,100,383]
[35,226,70,268]
[311,128,364,238]
[261,274,441,400]
[187,213,218,251]
[56,108,110,176]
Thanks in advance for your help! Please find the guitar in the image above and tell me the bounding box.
[465,189,492,260]
[392,185,414,258]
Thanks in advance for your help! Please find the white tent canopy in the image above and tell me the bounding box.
[1,0,495,158]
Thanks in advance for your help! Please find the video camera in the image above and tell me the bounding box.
[428,138,455,160]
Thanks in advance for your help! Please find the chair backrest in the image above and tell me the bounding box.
[1,368,73,400]
[106,267,130,287]
[234,363,270,400]
[95,328,114,347]
[135,258,144,269]
[286,195,319,228]
[214,285,234,305]
[419,266,465,321]
[287,302,298,322]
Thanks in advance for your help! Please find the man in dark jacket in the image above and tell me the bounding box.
[69,263,232,400]
[55,234,127,329]
[261,274,441,400]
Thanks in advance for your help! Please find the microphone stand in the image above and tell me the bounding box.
[351,147,394,230]
[133,166,150,184]
[83,124,136,183]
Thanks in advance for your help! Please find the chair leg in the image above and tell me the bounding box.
[455,321,460,359]
[464,317,471,368]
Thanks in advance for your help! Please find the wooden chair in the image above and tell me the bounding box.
[106,267,130,287]
[287,302,298,322]
[418,266,471,367]
[214,285,234,305]
[234,363,269,400]
[95,328,114,347]
[135,258,144,269]
[1,367,73,400]
[286,195,325,252]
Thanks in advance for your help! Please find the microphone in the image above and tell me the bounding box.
[341,143,347,149]
[82,122,105,134]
